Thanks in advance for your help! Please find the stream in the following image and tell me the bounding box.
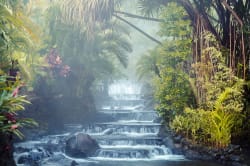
[14,82,223,166]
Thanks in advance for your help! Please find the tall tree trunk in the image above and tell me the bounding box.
[221,0,246,79]
[0,133,16,166]
[177,0,221,42]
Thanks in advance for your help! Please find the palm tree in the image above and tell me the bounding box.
[58,0,162,44]
[136,49,160,79]
[50,0,250,80]
[0,0,39,76]
[46,4,132,96]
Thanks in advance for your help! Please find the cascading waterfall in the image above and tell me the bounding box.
[88,81,183,160]
[14,81,188,165]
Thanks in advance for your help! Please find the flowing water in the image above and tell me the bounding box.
[14,81,223,166]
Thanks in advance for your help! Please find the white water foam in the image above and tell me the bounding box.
[59,152,98,163]
[100,145,169,149]
[89,155,186,161]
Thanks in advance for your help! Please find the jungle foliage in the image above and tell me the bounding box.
[0,0,249,150]
[0,76,38,139]
[18,0,134,128]
[0,0,39,138]
[136,1,250,148]
[70,0,250,148]
[0,0,134,132]
[40,1,132,101]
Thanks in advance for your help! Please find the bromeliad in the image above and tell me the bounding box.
[0,76,38,139]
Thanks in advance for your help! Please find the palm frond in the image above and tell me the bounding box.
[101,31,131,68]
[136,49,160,79]
[137,0,165,17]
[60,0,115,28]
[0,0,20,11]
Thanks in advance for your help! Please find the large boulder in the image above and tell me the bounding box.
[65,133,100,158]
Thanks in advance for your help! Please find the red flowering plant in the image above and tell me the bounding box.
[46,48,71,78]
[0,76,38,139]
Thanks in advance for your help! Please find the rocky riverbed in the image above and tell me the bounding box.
[159,126,249,166]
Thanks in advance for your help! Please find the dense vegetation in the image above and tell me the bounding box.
[0,0,133,139]
[0,0,249,164]
[136,1,250,148]
[0,0,38,138]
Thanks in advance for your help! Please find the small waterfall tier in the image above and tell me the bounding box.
[86,81,185,161]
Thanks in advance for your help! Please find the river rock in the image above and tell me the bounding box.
[153,117,162,123]
[17,148,51,164]
[65,133,100,158]
[15,146,30,153]
[70,160,79,166]
[229,155,243,162]
[162,136,175,149]
[185,149,201,160]
[173,135,182,144]
[227,145,242,155]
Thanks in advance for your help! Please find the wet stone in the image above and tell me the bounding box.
[65,133,100,158]
[70,160,79,166]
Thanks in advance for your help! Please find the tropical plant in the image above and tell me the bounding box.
[58,0,161,44]
[136,48,160,79]
[45,2,132,98]
[138,0,250,80]
[55,0,250,81]
[0,76,38,139]
[208,109,241,148]
[0,0,43,88]
[170,108,209,143]
[0,0,40,140]
[171,103,244,148]
[170,39,245,147]
[155,68,193,122]
[151,3,195,122]
[135,1,249,148]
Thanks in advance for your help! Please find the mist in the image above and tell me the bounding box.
[0,0,249,166]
